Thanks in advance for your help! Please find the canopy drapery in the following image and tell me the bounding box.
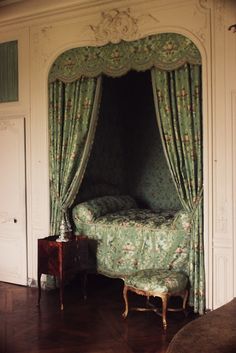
[151,64,204,314]
[49,76,102,235]
[49,33,201,82]
[48,32,205,313]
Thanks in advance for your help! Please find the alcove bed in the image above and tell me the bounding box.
[72,71,190,278]
[48,33,205,314]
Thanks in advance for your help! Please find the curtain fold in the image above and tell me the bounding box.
[49,76,102,235]
[151,64,205,314]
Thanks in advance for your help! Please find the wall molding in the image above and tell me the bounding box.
[214,249,233,307]
[0,119,16,131]
[232,90,236,297]
[215,0,225,31]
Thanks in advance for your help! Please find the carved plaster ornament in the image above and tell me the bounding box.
[0,212,13,224]
[215,0,225,31]
[41,26,53,39]
[90,8,139,43]
[192,0,211,43]
[0,120,16,131]
[33,25,53,65]
[198,0,211,10]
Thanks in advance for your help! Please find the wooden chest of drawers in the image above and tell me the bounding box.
[37,235,88,310]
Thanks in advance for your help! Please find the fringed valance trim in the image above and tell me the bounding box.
[49,33,201,83]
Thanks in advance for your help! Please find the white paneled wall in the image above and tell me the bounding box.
[0,0,235,309]
[211,0,236,308]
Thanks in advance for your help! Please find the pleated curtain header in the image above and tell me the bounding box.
[49,33,201,83]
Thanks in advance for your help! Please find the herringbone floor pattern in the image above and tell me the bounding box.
[0,275,195,353]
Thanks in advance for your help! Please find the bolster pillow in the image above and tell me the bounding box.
[73,195,137,222]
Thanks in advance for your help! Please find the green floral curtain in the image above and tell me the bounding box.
[151,64,204,314]
[49,33,201,81]
[49,76,102,235]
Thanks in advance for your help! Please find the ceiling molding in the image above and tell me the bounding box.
[0,0,198,28]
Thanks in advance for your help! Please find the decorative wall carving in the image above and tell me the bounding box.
[0,120,16,131]
[194,20,207,43]
[41,26,53,39]
[192,1,211,43]
[90,9,139,43]
[198,0,211,10]
[215,215,228,234]
[32,26,53,65]
[90,8,159,44]
[215,189,228,233]
[0,212,11,224]
[215,0,225,31]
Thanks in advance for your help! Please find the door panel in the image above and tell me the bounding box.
[0,117,27,285]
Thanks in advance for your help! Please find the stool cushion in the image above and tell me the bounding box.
[123,269,188,294]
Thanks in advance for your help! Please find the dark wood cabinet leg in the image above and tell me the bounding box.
[37,272,42,307]
[59,278,64,311]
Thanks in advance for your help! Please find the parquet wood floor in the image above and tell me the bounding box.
[0,274,196,353]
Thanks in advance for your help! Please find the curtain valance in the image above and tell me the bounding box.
[49,33,201,83]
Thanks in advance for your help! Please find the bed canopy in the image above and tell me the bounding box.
[48,33,204,314]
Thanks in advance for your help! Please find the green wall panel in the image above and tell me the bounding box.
[0,40,18,103]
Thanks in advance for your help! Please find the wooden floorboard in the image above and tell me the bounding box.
[0,275,196,353]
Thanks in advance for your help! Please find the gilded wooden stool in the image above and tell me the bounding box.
[122,269,189,330]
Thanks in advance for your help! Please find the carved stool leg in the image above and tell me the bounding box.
[161,294,168,330]
[122,285,129,318]
[182,289,189,317]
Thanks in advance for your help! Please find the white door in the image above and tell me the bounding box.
[0,117,27,285]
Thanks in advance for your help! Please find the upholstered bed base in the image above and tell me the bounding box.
[73,195,191,278]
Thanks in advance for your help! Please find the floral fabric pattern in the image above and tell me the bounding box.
[123,269,188,294]
[49,33,201,82]
[49,76,102,235]
[152,64,204,313]
[73,202,191,278]
[73,195,137,222]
